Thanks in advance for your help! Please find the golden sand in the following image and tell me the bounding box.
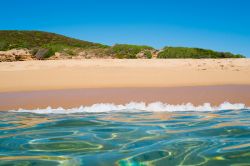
[0,59,250,92]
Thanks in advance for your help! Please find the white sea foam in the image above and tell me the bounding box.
[10,102,248,114]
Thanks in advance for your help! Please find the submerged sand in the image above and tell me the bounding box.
[0,59,250,92]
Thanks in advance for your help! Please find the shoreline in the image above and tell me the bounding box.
[1,85,250,111]
[0,59,250,110]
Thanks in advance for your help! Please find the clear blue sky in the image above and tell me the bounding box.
[1,0,250,57]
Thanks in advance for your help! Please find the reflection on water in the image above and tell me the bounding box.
[0,109,250,165]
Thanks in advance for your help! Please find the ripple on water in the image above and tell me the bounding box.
[0,156,73,166]
[91,128,134,133]
[118,150,171,165]
[27,141,103,153]
[121,139,162,151]
[0,160,60,166]
[0,110,250,165]
[47,119,103,128]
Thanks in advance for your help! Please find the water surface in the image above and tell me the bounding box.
[0,108,250,165]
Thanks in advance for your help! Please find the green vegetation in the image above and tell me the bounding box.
[0,30,108,58]
[110,44,154,59]
[158,47,245,59]
[41,43,73,58]
[0,30,108,50]
[0,31,246,60]
[144,50,153,59]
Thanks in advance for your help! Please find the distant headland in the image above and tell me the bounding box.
[0,30,245,62]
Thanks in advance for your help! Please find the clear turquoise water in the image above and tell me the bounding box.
[0,109,250,166]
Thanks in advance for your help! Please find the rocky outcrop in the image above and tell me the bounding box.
[0,49,34,62]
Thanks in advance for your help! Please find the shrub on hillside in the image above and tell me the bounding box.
[0,41,8,51]
[111,44,154,59]
[144,51,152,59]
[157,47,245,59]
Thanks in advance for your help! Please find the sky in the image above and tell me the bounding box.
[0,0,250,57]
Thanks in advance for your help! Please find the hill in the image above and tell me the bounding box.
[0,30,246,61]
[0,30,106,50]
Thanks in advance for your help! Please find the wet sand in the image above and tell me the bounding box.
[0,85,250,110]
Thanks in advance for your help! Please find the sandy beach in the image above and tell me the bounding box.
[0,59,250,92]
[0,59,250,110]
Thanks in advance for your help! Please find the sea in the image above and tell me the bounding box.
[0,102,250,166]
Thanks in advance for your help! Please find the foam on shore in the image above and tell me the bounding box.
[10,102,248,114]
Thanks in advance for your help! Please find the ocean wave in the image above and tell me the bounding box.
[10,102,248,114]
